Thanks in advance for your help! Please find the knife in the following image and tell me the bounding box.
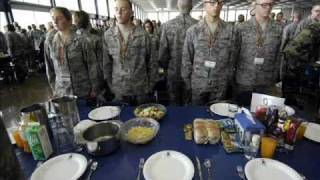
[196,156,204,180]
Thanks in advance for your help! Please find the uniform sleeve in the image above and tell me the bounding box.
[228,25,237,83]
[158,25,169,69]
[102,32,113,88]
[82,38,99,93]
[280,25,290,52]
[145,33,158,91]
[232,25,242,79]
[285,28,313,62]
[44,40,55,91]
[181,28,194,90]
[5,34,13,55]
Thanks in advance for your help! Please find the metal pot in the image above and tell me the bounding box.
[83,121,122,156]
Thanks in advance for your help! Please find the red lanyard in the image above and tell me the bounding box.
[205,20,221,48]
[255,19,269,48]
[118,27,135,64]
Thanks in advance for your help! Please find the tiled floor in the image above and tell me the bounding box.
[0,74,52,127]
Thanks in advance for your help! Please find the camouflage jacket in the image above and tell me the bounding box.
[0,32,7,53]
[159,14,197,81]
[76,28,103,80]
[45,31,99,97]
[280,21,299,51]
[103,25,157,96]
[5,31,25,57]
[284,22,320,74]
[181,19,235,93]
[234,18,283,87]
[294,16,316,37]
[44,29,58,90]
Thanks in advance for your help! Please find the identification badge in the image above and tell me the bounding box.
[204,61,216,69]
[254,57,264,65]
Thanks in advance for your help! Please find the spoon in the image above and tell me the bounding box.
[236,165,246,180]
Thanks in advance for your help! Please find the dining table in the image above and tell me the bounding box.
[16,101,320,180]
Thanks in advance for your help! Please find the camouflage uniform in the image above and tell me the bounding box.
[103,25,157,105]
[5,31,25,57]
[149,33,160,82]
[181,19,235,105]
[45,31,99,97]
[279,21,300,79]
[280,22,300,51]
[159,14,197,105]
[0,31,7,53]
[294,16,317,37]
[285,22,320,70]
[234,18,283,99]
[31,29,44,50]
[44,29,58,90]
[283,23,320,107]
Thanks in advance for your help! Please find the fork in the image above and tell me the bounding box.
[136,158,145,180]
[86,161,98,180]
[203,159,212,180]
[236,165,246,180]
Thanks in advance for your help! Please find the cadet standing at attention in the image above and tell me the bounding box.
[103,0,157,105]
[46,7,98,98]
[233,0,283,105]
[181,0,235,105]
[159,0,197,105]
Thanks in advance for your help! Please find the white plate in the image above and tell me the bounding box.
[304,123,320,142]
[31,153,87,180]
[209,103,239,118]
[143,150,194,180]
[285,105,295,116]
[88,106,120,121]
[245,158,303,180]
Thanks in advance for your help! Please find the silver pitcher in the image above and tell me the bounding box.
[51,95,80,126]
[20,103,51,136]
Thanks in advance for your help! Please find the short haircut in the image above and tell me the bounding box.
[7,24,15,32]
[51,7,72,21]
[116,0,133,9]
[74,11,90,29]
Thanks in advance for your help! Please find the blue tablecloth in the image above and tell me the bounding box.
[18,103,320,180]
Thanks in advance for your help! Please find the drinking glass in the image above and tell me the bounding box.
[261,136,277,158]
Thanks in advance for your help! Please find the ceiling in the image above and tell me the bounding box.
[132,0,320,12]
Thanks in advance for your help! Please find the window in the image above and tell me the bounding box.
[236,9,248,21]
[191,11,203,20]
[81,0,96,14]
[12,9,51,29]
[108,0,116,18]
[97,0,108,16]
[158,11,168,23]
[55,0,79,11]
[147,12,157,21]
[10,0,51,6]
[0,12,7,32]
[226,10,236,22]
